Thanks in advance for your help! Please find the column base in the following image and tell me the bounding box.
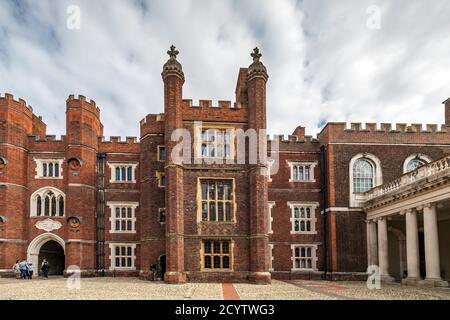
[380,275,395,283]
[248,272,271,284]
[401,277,421,286]
[418,278,449,287]
[164,271,186,284]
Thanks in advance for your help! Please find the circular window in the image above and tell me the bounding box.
[68,158,81,170]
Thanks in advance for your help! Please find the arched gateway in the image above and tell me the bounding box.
[27,233,65,275]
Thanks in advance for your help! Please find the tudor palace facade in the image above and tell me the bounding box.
[0,47,449,286]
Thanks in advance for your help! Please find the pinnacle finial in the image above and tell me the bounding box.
[167,45,179,59]
[251,47,262,62]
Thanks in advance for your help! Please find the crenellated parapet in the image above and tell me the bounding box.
[267,134,320,153]
[27,135,67,151]
[319,122,450,145]
[181,98,248,122]
[140,113,165,138]
[66,94,101,118]
[99,136,140,153]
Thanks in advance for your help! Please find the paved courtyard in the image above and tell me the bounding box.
[0,277,449,300]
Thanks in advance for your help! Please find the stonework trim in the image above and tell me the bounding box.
[290,244,319,271]
[287,160,318,182]
[268,201,275,234]
[287,201,319,235]
[108,243,137,271]
[106,201,139,234]
[402,153,432,174]
[33,158,65,179]
[107,162,138,183]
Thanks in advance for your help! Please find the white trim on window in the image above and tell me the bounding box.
[108,243,137,270]
[268,201,275,234]
[403,154,432,173]
[287,202,318,234]
[106,202,138,234]
[269,243,274,272]
[34,158,64,179]
[287,161,317,182]
[30,187,65,217]
[291,244,318,271]
[349,153,382,207]
[107,162,138,183]
[267,159,274,182]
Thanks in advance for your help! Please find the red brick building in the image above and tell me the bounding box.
[1,47,449,284]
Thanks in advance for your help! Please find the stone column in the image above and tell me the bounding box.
[420,204,448,287]
[402,208,421,285]
[377,217,394,282]
[366,220,378,267]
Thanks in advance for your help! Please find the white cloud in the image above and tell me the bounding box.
[0,0,449,139]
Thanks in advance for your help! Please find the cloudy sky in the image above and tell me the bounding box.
[1,0,450,139]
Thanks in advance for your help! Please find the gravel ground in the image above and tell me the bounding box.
[1,277,449,300]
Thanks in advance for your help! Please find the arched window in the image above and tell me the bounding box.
[353,159,374,193]
[403,154,432,173]
[31,187,65,217]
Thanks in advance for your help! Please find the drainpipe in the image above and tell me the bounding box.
[95,152,106,276]
[320,145,329,280]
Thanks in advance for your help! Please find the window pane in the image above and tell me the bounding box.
[294,208,299,218]
[121,247,126,256]
[43,163,47,177]
[51,197,56,216]
[121,258,126,267]
[294,220,299,231]
[224,182,231,200]
[127,247,132,256]
[160,210,166,223]
[127,166,132,181]
[300,221,305,231]
[299,166,303,180]
[127,208,132,218]
[122,208,126,218]
[214,256,221,268]
[55,163,59,177]
[36,196,41,216]
[217,202,224,221]
[127,258,132,267]
[307,259,312,269]
[115,208,120,218]
[44,196,50,216]
[306,221,311,231]
[213,242,220,254]
[115,258,120,267]
[217,182,224,200]
[116,167,120,180]
[201,182,208,200]
[202,202,208,221]
[204,242,211,253]
[121,167,126,181]
[209,203,216,221]
[222,242,229,254]
[115,221,120,231]
[222,256,230,269]
[127,220,132,230]
[121,221,126,230]
[115,247,120,256]
[59,197,64,216]
[353,159,374,193]
[209,182,215,200]
[204,256,211,268]
[49,163,53,176]
[225,203,232,221]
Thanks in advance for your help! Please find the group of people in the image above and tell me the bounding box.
[12,259,50,279]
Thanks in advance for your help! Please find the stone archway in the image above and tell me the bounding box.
[388,227,407,280]
[27,233,65,275]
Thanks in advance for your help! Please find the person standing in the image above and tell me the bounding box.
[18,259,28,279]
[12,260,20,279]
[41,259,49,279]
[27,263,34,279]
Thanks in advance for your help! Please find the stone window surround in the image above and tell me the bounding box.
[269,243,274,272]
[290,244,319,271]
[159,208,166,224]
[200,239,234,272]
[287,160,317,182]
[157,145,166,162]
[197,177,236,223]
[156,171,166,188]
[287,201,319,235]
[268,201,275,234]
[30,187,65,217]
[107,162,138,183]
[108,243,137,271]
[33,158,64,179]
[349,153,383,208]
[403,154,432,174]
[106,201,138,234]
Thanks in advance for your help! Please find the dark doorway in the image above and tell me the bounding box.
[39,240,65,275]
[159,255,166,280]
[419,231,426,279]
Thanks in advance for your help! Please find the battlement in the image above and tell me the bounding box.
[100,136,139,144]
[0,93,34,115]
[27,134,66,142]
[319,121,450,145]
[340,122,447,133]
[182,99,241,109]
[66,94,101,115]
[267,134,320,144]
[140,113,165,137]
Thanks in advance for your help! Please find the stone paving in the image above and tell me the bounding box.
[0,277,449,300]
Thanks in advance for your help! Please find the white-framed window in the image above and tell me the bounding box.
[269,243,274,272]
[159,208,166,224]
[109,243,136,270]
[197,128,235,159]
[30,187,65,217]
[157,146,166,162]
[403,154,432,173]
[287,161,317,182]
[267,159,274,182]
[291,244,318,271]
[268,201,275,234]
[107,202,138,233]
[34,158,64,179]
[107,162,138,183]
[349,153,383,207]
[156,171,166,187]
[288,202,318,234]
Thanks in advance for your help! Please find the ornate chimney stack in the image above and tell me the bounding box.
[161,45,186,284]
